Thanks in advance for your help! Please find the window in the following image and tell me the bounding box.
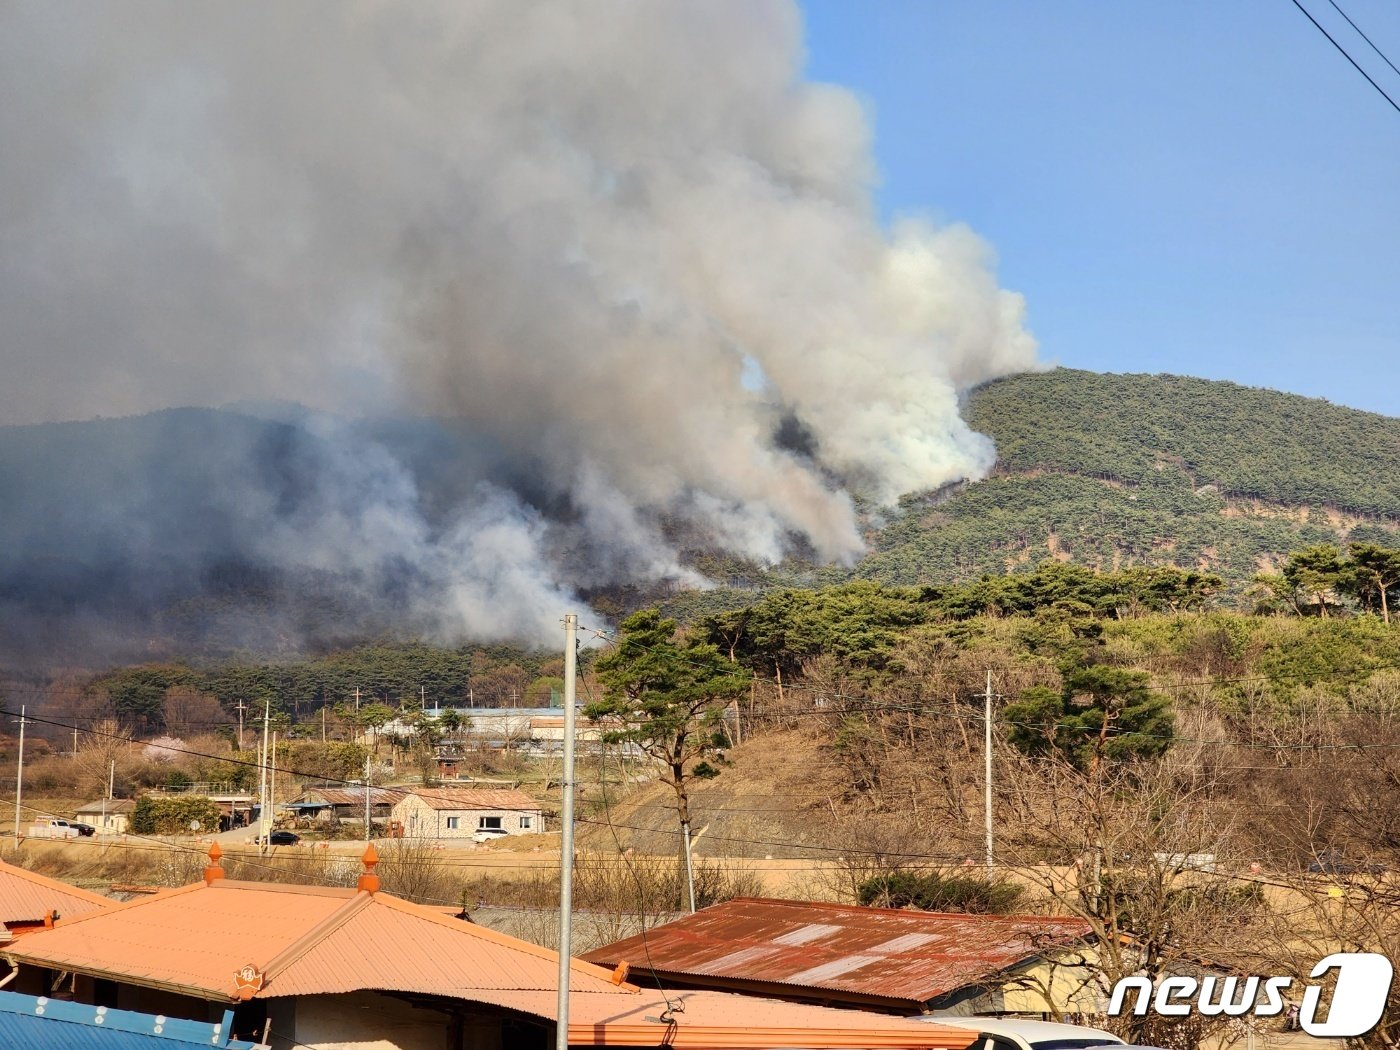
[520,816,532,830]
[478,816,502,830]
[446,817,460,830]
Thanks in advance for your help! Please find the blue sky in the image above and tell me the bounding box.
[800,1,1400,415]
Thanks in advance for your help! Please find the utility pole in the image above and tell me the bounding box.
[234,699,247,751]
[982,670,996,872]
[101,759,114,840]
[364,754,372,842]
[321,705,327,743]
[420,685,426,713]
[269,732,277,839]
[354,687,361,714]
[73,724,78,757]
[13,706,27,847]
[258,700,270,852]
[556,613,579,1050]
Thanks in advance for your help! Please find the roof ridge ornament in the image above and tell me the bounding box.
[357,842,380,894]
[204,842,225,885]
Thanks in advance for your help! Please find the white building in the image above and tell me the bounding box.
[392,787,543,840]
[72,798,135,835]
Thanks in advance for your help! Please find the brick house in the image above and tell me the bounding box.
[391,787,543,839]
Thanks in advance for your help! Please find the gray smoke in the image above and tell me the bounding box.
[0,1,1037,651]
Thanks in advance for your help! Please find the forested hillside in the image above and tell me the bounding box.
[854,369,1400,592]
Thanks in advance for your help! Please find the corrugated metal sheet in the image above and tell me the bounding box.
[583,897,1092,1007]
[0,860,112,926]
[402,786,540,811]
[481,988,980,1049]
[293,787,405,807]
[262,890,627,999]
[4,877,625,1005]
[4,881,351,998]
[0,989,262,1048]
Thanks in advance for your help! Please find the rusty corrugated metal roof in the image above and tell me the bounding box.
[2,877,623,1004]
[293,787,406,807]
[0,860,112,926]
[583,897,1091,1008]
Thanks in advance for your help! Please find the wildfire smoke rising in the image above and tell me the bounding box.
[0,2,1037,653]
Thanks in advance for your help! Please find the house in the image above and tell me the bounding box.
[0,988,266,1049]
[584,897,1099,1016]
[392,786,543,839]
[0,858,111,941]
[75,797,136,834]
[284,786,406,825]
[0,844,980,1050]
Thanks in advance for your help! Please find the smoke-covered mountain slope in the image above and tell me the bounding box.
[853,368,1400,591]
[4,369,1398,663]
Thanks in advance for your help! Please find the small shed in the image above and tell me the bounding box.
[74,798,135,835]
[285,787,405,825]
[584,897,1098,1016]
[392,787,543,839]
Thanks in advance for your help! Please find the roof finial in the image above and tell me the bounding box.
[204,841,225,885]
[357,842,380,894]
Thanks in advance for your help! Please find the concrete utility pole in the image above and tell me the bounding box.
[983,670,995,872]
[258,700,271,851]
[555,613,579,1050]
[364,754,372,842]
[13,706,27,847]
[235,699,247,751]
[101,759,114,839]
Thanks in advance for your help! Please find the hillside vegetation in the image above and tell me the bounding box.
[854,369,1400,592]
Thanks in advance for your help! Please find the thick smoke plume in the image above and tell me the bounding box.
[0,2,1036,657]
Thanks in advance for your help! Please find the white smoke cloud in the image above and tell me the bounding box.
[0,1,1037,647]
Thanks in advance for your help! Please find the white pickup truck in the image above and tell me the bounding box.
[26,818,83,839]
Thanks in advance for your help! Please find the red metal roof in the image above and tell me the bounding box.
[0,860,111,928]
[583,897,1092,1009]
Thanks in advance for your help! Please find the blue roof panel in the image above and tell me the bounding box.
[0,990,263,1048]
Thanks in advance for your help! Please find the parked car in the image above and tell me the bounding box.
[471,827,510,844]
[69,821,96,837]
[915,1017,1124,1050]
[255,830,300,846]
[1308,848,1386,874]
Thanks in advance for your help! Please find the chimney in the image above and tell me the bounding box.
[357,843,380,894]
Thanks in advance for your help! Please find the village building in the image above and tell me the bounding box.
[0,844,980,1050]
[0,858,112,942]
[584,897,1099,1017]
[392,786,543,839]
[74,797,136,834]
[283,786,406,826]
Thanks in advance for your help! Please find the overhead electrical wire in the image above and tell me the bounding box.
[1290,0,1400,115]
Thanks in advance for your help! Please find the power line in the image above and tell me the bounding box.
[1325,0,1400,80]
[1290,0,1400,115]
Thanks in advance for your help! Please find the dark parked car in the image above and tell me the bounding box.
[255,830,300,846]
[70,822,96,837]
[1308,849,1386,875]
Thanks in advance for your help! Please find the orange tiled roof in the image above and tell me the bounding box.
[488,988,979,1049]
[1,877,622,1004]
[0,860,111,928]
[401,786,541,812]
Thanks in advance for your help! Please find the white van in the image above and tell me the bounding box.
[915,1017,1124,1050]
